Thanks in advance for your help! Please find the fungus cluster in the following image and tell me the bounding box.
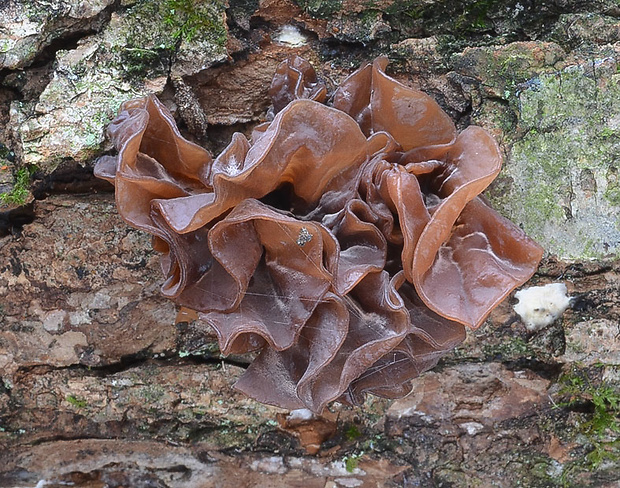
[95,56,544,413]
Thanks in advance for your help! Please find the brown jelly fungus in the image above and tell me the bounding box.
[95,56,544,413]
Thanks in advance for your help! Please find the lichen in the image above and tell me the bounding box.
[604,165,620,206]
[487,59,620,259]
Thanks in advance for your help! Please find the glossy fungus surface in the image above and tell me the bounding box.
[95,56,544,413]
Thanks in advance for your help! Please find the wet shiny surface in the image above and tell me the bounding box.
[95,56,543,413]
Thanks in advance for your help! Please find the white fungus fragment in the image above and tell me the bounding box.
[513,283,572,332]
[287,408,315,421]
[274,25,308,47]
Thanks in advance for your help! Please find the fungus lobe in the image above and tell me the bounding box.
[95,56,544,413]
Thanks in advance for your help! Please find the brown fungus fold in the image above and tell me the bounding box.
[95,56,544,413]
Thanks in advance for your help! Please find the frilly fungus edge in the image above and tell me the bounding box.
[95,56,544,413]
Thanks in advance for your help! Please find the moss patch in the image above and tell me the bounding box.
[0,166,34,207]
[66,395,88,409]
[165,0,228,46]
[115,0,227,80]
[552,367,620,483]
[295,0,343,18]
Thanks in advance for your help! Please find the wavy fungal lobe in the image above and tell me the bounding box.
[95,56,544,413]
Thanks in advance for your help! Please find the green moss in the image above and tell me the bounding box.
[344,423,362,441]
[482,336,534,359]
[66,395,88,408]
[115,2,174,79]
[399,5,427,20]
[295,0,343,18]
[554,367,620,478]
[454,0,498,33]
[164,0,228,47]
[344,453,361,472]
[0,167,34,207]
[114,0,227,80]
[557,371,620,440]
[600,127,617,139]
[121,47,165,78]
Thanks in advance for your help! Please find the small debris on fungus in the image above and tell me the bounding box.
[95,56,544,413]
[513,282,572,332]
[296,226,313,246]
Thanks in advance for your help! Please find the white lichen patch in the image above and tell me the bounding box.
[274,25,308,47]
[563,319,620,365]
[513,283,572,331]
[6,0,227,171]
[9,42,145,169]
[0,0,115,69]
[42,310,68,332]
[334,478,364,487]
[249,456,288,474]
[459,421,484,435]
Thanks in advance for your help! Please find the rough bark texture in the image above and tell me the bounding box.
[1,1,619,487]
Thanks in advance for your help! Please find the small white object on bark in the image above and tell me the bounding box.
[513,283,572,332]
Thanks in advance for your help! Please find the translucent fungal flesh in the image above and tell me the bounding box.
[95,56,544,413]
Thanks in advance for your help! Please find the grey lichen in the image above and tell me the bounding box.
[489,58,620,259]
[7,0,228,173]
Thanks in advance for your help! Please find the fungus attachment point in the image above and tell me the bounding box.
[96,55,544,413]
